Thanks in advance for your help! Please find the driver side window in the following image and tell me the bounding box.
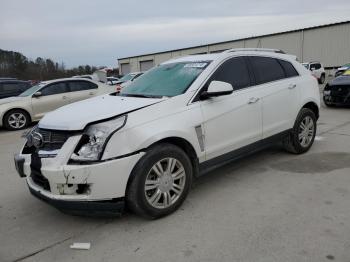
[208,57,251,91]
[41,82,68,96]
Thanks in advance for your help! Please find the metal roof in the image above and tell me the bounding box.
[118,20,350,61]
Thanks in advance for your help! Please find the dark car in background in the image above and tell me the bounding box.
[0,80,32,99]
[323,70,350,107]
[335,63,350,77]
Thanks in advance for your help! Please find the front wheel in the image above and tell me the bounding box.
[126,143,193,219]
[283,108,317,154]
[4,110,30,130]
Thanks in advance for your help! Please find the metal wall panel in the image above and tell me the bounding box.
[303,23,350,67]
[118,22,350,71]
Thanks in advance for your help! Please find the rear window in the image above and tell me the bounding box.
[249,56,285,84]
[278,60,299,77]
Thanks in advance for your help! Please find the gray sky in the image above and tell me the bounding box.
[1,0,350,68]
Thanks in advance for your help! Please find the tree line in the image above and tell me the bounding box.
[0,48,102,81]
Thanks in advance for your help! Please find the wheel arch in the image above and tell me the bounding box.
[125,136,200,197]
[301,101,319,120]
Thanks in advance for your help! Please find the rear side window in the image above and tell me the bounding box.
[0,82,20,92]
[249,56,285,84]
[209,57,251,90]
[69,81,97,92]
[41,82,68,96]
[278,60,299,77]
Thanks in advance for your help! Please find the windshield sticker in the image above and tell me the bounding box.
[184,63,208,68]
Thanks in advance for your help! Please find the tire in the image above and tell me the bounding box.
[283,108,317,154]
[323,96,335,107]
[318,74,325,84]
[3,109,30,131]
[126,143,193,219]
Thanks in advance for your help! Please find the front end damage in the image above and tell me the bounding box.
[14,127,144,216]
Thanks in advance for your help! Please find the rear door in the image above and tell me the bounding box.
[67,80,98,103]
[247,56,300,138]
[199,56,263,160]
[31,82,70,119]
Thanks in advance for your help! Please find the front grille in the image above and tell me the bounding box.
[329,85,350,97]
[39,128,71,148]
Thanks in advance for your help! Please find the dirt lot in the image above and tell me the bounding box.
[1,99,350,262]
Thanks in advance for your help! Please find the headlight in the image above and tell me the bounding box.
[71,115,127,161]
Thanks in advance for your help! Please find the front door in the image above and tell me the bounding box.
[198,56,263,161]
[31,82,70,120]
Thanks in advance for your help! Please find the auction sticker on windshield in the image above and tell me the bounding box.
[184,62,208,68]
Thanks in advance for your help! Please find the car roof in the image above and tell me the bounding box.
[163,50,297,65]
[40,78,95,85]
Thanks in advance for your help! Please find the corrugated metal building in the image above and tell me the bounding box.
[117,20,350,75]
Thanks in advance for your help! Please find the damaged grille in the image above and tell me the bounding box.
[23,127,77,154]
[37,128,71,150]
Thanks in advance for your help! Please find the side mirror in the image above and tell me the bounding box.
[33,91,42,98]
[200,81,234,100]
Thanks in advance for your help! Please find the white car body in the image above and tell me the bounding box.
[15,49,320,216]
[302,62,325,83]
[0,78,114,129]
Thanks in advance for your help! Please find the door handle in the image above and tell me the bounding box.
[89,92,94,95]
[248,97,260,104]
[288,84,296,89]
[62,96,67,99]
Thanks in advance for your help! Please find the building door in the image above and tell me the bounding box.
[140,60,154,72]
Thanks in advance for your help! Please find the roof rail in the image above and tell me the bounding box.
[223,48,285,54]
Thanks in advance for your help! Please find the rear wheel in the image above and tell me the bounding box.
[126,143,193,219]
[4,110,30,130]
[283,108,317,154]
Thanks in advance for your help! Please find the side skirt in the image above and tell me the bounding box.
[198,130,291,176]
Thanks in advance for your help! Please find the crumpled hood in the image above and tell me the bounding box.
[0,96,25,105]
[39,94,164,130]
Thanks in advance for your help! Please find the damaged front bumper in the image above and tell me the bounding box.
[14,144,144,216]
[27,178,125,216]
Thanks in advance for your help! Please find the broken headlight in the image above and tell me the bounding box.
[71,115,127,162]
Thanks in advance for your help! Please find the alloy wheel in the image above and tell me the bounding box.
[144,158,186,209]
[298,116,315,147]
[8,113,26,129]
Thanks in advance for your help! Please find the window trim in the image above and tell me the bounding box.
[189,54,300,105]
[38,81,70,96]
[191,56,254,103]
[68,80,98,92]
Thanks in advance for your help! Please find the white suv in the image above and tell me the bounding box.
[302,62,326,84]
[15,49,320,218]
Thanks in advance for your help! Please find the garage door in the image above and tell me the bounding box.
[120,63,130,75]
[140,60,154,72]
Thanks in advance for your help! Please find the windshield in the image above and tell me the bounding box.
[342,63,350,68]
[120,61,210,97]
[18,83,45,97]
[119,73,136,82]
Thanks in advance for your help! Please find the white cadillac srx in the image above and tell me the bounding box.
[15,48,320,218]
